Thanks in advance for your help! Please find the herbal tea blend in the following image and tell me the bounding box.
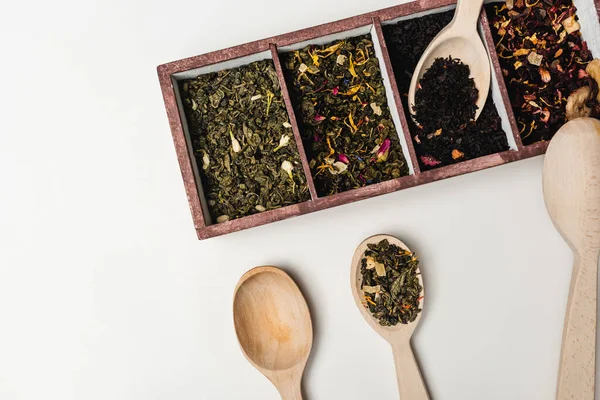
[383,11,509,170]
[486,0,594,145]
[282,35,409,197]
[360,239,422,326]
[180,59,310,223]
[414,57,479,133]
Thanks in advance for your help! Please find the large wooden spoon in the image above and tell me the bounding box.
[233,266,313,400]
[351,235,429,399]
[542,118,600,400]
[408,0,489,121]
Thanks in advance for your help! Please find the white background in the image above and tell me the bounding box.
[0,0,594,399]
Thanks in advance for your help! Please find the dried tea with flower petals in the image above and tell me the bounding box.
[282,35,409,196]
[360,239,422,326]
[383,11,509,170]
[486,0,594,144]
[179,59,310,223]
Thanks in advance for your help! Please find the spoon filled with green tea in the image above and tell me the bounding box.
[542,118,600,400]
[233,266,313,400]
[351,235,429,400]
[408,0,489,122]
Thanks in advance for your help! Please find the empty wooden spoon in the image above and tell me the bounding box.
[233,266,313,400]
[408,0,489,121]
[542,118,600,400]
[351,235,429,399]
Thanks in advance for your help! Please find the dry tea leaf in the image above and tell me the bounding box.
[283,35,409,196]
[180,59,310,222]
[360,239,422,326]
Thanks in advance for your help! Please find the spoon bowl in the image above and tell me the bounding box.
[351,234,429,399]
[408,0,489,122]
[234,266,312,400]
[542,117,600,399]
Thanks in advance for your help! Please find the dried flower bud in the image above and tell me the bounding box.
[281,160,294,179]
[202,151,210,170]
[273,135,291,152]
[230,130,241,153]
[250,94,262,101]
[539,67,551,83]
[216,215,230,224]
[376,138,391,162]
[562,16,581,34]
[255,205,266,212]
[283,122,292,128]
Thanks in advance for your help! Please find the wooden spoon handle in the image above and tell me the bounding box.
[392,341,430,400]
[453,0,484,29]
[557,250,598,400]
[275,375,303,400]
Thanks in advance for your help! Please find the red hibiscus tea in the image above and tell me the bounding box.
[486,0,595,145]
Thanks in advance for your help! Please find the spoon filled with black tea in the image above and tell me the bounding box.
[408,0,490,122]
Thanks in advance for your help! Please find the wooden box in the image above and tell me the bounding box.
[158,0,600,239]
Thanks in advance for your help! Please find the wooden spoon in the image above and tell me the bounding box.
[542,118,600,400]
[351,234,429,399]
[408,0,489,121]
[233,266,313,400]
